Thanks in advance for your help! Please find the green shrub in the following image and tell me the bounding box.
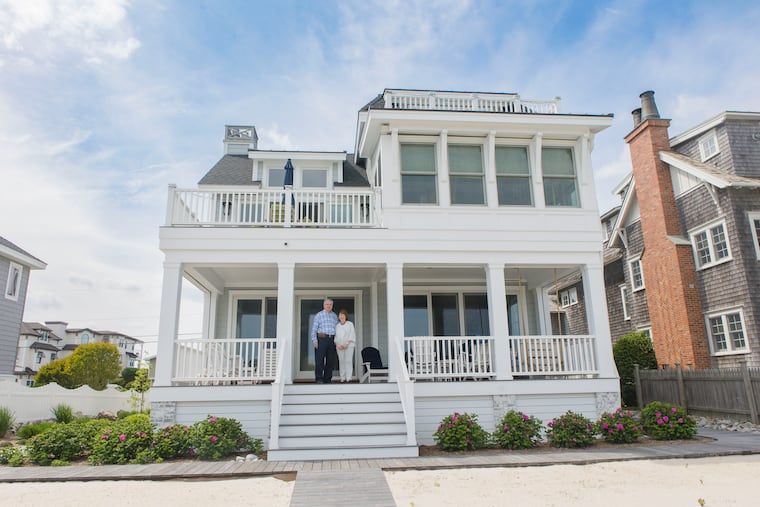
[0,447,26,467]
[190,415,261,461]
[27,419,109,465]
[17,421,56,440]
[51,403,74,424]
[88,415,154,465]
[597,408,643,443]
[546,410,597,448]
[492,410,543,450]
[613,331,657,407]
[641,402,697,440]
[433,412,490,451]
[0,406,15,438]
[51,459,71,466]
[154,424,194,459]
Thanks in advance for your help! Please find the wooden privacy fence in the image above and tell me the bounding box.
[634,364,760,424]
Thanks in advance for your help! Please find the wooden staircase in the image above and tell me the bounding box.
[266,382,419,461]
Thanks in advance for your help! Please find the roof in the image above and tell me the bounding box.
[336,157,370,187]
[30,341,60,352]
[198,155,254,185]
[20,322,49,336]
[660,151,760,188]
[0,236,46,269]
[669,111,760,147]
[62,344,78,350]
[15,367,36,375]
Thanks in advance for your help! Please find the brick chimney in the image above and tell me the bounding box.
[624,91,711,369]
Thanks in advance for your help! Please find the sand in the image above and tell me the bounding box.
[0,455,758,506]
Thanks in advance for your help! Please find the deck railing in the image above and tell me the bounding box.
[383,90,560,114]
[172,338,277,384]
[167,187,378,228]
[403,336,496,380]
[509,335,597,376]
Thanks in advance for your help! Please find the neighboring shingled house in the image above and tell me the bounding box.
[0,236,46,379]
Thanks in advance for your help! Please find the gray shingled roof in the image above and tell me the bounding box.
[198,155,255,185]
[0,236,45,264]
[336,156,370,187]
[30,341,60,352]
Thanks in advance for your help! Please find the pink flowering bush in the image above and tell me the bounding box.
[641,402,696,440]
[153,423,194,460]
[89,414,154,465]
[492,411,543,449]
[546,411,597,448]
[190,415,262,461]
[596,408,643,444]
[433,412,489,451]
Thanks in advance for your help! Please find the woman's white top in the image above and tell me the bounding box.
[335,321,356,347]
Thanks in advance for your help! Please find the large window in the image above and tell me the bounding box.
[5,262,22,301]
[448,145,485,205]
[302,169,328,188]
[268,168,285,188]
[691,221,731,269]
[629,258,644,291]
[400,143,437,204]
[403,292,490,337]
[542,147,578,207]
[707,310,747,354]
[495,146,532,205]
[748,212,760,260]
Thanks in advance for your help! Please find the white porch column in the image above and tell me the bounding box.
[154,262,183,387]
[202,290,219,340]
[487,264,512,380]
[385,262,405,379]
[276,262,295,383]
[485,131,499,208]
[582,263,618,378]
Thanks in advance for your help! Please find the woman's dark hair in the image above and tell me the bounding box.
[339,309,349,318]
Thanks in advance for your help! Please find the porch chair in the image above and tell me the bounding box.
[360,347,388,383]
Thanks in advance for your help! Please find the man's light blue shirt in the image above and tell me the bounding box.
[311,310,339,344]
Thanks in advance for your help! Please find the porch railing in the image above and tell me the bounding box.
[172,338,277,384]
[403,336,496,381]
[167,187,378,228]
[509,335,597,377]
[383,90,560,114]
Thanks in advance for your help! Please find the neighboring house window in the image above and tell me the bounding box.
[620,285,630,320]
[749,212,760,260]
[25,379,34,387]
[50,353,57,361]
[302,169,328,188]
[129,359,136,367]
[691,221,731,269]
[542,147,578,207]
[698,131,719,161]
[707,310,748,354]
[40,331,49,342]
[36,352,44,364]
[80,333,90,344]
[629,258,644,291]
[448,144,485,205]
[5,262,22,301]
[559,287,578,308]
[639,327,652,341]
[495,146,532,205]
[400,143,437,204]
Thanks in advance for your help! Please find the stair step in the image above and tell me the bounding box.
[279,422,407,438]
[280,401,400,414]
[282,392,400,404]
[284,383,397,395]
[280,411,404,425]
[278,433,407,448]
[267,445,418,461]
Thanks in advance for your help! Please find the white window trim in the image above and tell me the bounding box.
[620,285,630,320]
[559,287,578,308]
[628,257,645,292]
[689,219,732,270]
[748,212,760,260]
[494,143,534,207]
[638,326,652,342]
[447,141,487,206]
[705,308,749,356]
[698,131,720,162]
[541,144,580,208]
[399,138,439,205]
[5,262,22,301]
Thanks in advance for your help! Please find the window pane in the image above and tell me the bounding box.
[237,300,263,338]
[711,225,729,259]
[448,145,483,174]
[432,294,459,336]
[495,146,529,175]
[709,317,727,351]
[463,294,489,336]
[450,175,485,204]
[544,178,578,207]
[404,295,430,336]
[269,168,285,187]
[264,299,278,339]
[401,144,436,173]
[542,148,575,176]
[402,174,437,204]
[727,313,746,349]
[507,294,521,335]
[302,169,327,187]
[694,231,711,267]
[497,176,532,205]
[753,219,760,251]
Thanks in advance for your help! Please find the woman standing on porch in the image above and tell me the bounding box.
[335,309,356,382]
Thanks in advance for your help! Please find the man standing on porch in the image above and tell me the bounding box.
[311,298,339,384]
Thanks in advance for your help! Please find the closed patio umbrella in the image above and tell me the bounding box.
[281,158,295,204]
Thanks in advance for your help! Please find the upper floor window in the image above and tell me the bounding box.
[707,309,747,354]
[302,169,328,188]
[36,351,44,364]
[400,143,437,204]
[5,262,22,301]
[80,333,90,344]
[559,287,578,308]
[268,168,285,187]
[698,131,719,161]
[691,221,731,269]
[448,144,485,205]
[620,285,630,320]
[629,258,644,291]
[542,147,578,207]
[749,212,760,260]
[495,146,532,205]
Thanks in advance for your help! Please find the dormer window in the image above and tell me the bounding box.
[268,167,285,187]
[698,131,719,161]
[302,169,328,188]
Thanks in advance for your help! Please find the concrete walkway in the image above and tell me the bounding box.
[1,429,759,507]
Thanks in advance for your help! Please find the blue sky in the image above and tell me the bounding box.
[1,0,758,353]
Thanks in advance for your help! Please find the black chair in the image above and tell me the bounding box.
[360,346,388,383]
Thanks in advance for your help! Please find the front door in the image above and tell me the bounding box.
[296,297,356,381]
